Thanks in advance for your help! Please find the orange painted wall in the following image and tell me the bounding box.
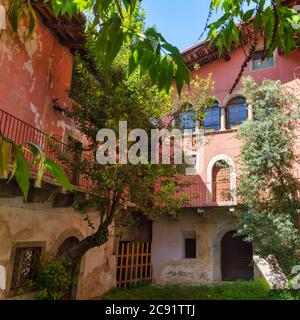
[0,16,81,143]
[184,46,300,206]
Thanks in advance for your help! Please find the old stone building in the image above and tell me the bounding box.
[0,2,115,299]
[152,27,300,284]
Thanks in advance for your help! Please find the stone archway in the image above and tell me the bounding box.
[211,221,239,281]
[206,154,237,203]
[221,231,254,281]
[57,236,81,299]
[54,228,85,300]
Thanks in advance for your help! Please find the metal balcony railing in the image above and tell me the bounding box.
[174,179,237,208]
[0,108,91,189]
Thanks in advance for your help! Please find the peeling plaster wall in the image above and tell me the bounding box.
[0,1,83,144]
[152,209,238,285]
[0,198,115,299]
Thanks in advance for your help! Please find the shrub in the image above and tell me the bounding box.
[31,256,74,300]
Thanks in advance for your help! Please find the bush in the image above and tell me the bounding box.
[268,289,300,300]
[31,256,74,300]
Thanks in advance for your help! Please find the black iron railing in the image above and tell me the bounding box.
[0,108,91,189]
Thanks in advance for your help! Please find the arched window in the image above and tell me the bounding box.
[212,160,231,202]
[180,109,196,130]
[204,101,220,131]
[227,97,248,128]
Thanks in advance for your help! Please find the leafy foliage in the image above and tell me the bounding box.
[66,47,186,218]
[0,137,72,200]
[206,0,300,92]
[5,0,190,95]
[53,42,213,260]
[30,256,74,300]
[208,0,300,57]
[235,77,300,273]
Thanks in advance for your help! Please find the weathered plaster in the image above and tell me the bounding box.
[0,199,115,299]
[152,208,240,285]
[30,103,42,130]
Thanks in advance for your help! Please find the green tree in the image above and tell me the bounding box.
[206,0,300,92]
[51,45,214,261]
[235,77,300,273]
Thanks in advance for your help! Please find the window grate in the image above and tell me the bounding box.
[10,247,42,294]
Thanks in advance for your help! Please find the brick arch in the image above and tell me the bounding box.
[206,154,237,203]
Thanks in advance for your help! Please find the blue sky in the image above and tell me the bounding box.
[142,0,219,52]
[142,0,261,52]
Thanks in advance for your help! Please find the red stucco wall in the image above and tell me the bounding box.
[184,45,300,206]
[0,14,81,143]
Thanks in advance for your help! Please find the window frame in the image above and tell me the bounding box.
[184,238,197,259]
[251,50,275,71]
[8,242,45,297]
[203,101,221,131]
[182,231,197,259]
[226,97,248,129]
[180,109,197,131]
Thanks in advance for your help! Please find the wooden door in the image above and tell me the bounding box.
[212,162,230,202]
[221,231,254,281]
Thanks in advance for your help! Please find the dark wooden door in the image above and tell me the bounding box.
[57,237,81,299]
[221,231,254,281]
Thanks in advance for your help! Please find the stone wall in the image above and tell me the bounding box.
[0,197,115,300]
[152,208,240,284]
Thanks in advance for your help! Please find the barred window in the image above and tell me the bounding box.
[10,246,42,295]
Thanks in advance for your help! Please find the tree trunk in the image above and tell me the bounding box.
[65,192,121,262]
[66,223,110,262]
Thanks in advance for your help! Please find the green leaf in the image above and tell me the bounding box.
[44,158,73,192]
[11,144,30,201]
[0,139,11,179]
[51,0,62,16]
[232,23,239,44]
[26,142,46,188]
[27,3,37,39]
[122,0,138,14]
[8,0,21,32]
[243,9,255,22]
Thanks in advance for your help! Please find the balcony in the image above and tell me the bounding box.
[0,108,91,190]
[175,179,237,208]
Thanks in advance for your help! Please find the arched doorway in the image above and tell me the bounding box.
[57,237,81,299]
[221,231,254,281]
